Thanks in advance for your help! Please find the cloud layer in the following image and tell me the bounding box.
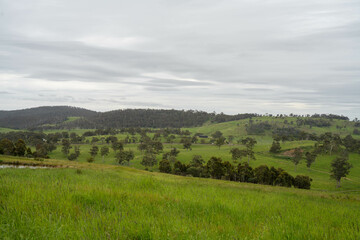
[0,0,359,118]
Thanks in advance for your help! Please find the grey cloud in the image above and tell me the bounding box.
[0,0,359,118]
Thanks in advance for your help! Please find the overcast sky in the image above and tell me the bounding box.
[0,0,359,118]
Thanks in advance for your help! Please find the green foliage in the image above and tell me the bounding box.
[206,157,224,179]
[305,151,317,169]
[61,139,72,156]
[294,175,312,189]
[141,153,157,167]
[215,136,226,149]
[292,148,303,171]
[116,150,135,165]
[330,152,353,187]
[159,159,172,173]
[89,145,99,158]
[269,139,281,153]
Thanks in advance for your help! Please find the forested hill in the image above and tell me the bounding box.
[59,109,259,129]
[0,106,97,129]
[0,107,259,129]
[0,106,350,130]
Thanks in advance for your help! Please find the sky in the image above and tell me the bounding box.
[0,0,359,118]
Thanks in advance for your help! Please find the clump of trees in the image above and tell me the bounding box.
[159,155,312,189]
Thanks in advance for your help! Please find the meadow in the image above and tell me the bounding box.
[0,156,359,239]
[1,116,360,239]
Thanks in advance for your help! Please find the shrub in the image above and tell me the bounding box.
[294,175,312,189]
[159,159,172,173]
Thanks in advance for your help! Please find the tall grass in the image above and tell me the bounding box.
[1,164,359,239]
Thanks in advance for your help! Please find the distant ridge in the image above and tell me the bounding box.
[0,106,349,130]
[0,106,97,129]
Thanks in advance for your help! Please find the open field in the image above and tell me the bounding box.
[0,156,359,239]
[45,137,360,192]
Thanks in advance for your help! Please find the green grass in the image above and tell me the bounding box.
[0,157,359,239]
[0,127,18,133]
[46,138,360,192]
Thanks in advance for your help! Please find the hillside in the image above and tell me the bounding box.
[0,106,97,129]
[0,156,359,239]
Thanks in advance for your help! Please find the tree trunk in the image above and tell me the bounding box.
[337,179,341,188]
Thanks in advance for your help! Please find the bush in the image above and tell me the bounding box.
[294,175,312,189]
[274,170,294,187]
[87,157,95,163]
[159,159,172,173]
[173,161,187,176]
[68,153,78,161]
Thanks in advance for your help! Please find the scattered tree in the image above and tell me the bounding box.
[305,151,317,170]
[330,152,352,188]
[100,146,110,163]
[269,139,281,153]
[61,139,72,156]
[89,145,99,160]
[292,148,303,171]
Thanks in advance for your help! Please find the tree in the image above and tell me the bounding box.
[111,141,124,152]
[14,139,27,156]
[0,139,15,155]
[223,161,236,180]
[254,165,272,185]
[74,146,80,158]
[330,152,352,188]
[293,175,312,189]
[116,150,135,165]
[61,139,72,156]
[151,141,163,153]
[241,137,257,163]
[215,136,226,149]
[34,143,49,158]
[170,148,180,157]
[292,148,303,171]
[166,135,176,147]
[229,148,247,162]
[181,137,192,151]
[237,162,254,182]
[141,153,157,168]
[305,151,317,170]
[269,139,281,153]
[190,155,205,167]
[173,161,188,175]
[211,131,223,139]
[68,153,78,161]
[159,159,172,173]
[89,145,99,160]
[100,146,110,163]
[206,157,224,179]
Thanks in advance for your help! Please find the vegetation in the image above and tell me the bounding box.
[0,157,359,239]
[1,108,360,238]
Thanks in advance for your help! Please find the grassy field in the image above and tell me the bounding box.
[47,137,360,192]
[1,117,360,239]
[0,156,359,239]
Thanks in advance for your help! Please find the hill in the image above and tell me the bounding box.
[0,106,97,129]
[0,106,259,130]
[0,156,359,239]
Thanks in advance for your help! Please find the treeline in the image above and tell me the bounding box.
[159,156,312,189]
